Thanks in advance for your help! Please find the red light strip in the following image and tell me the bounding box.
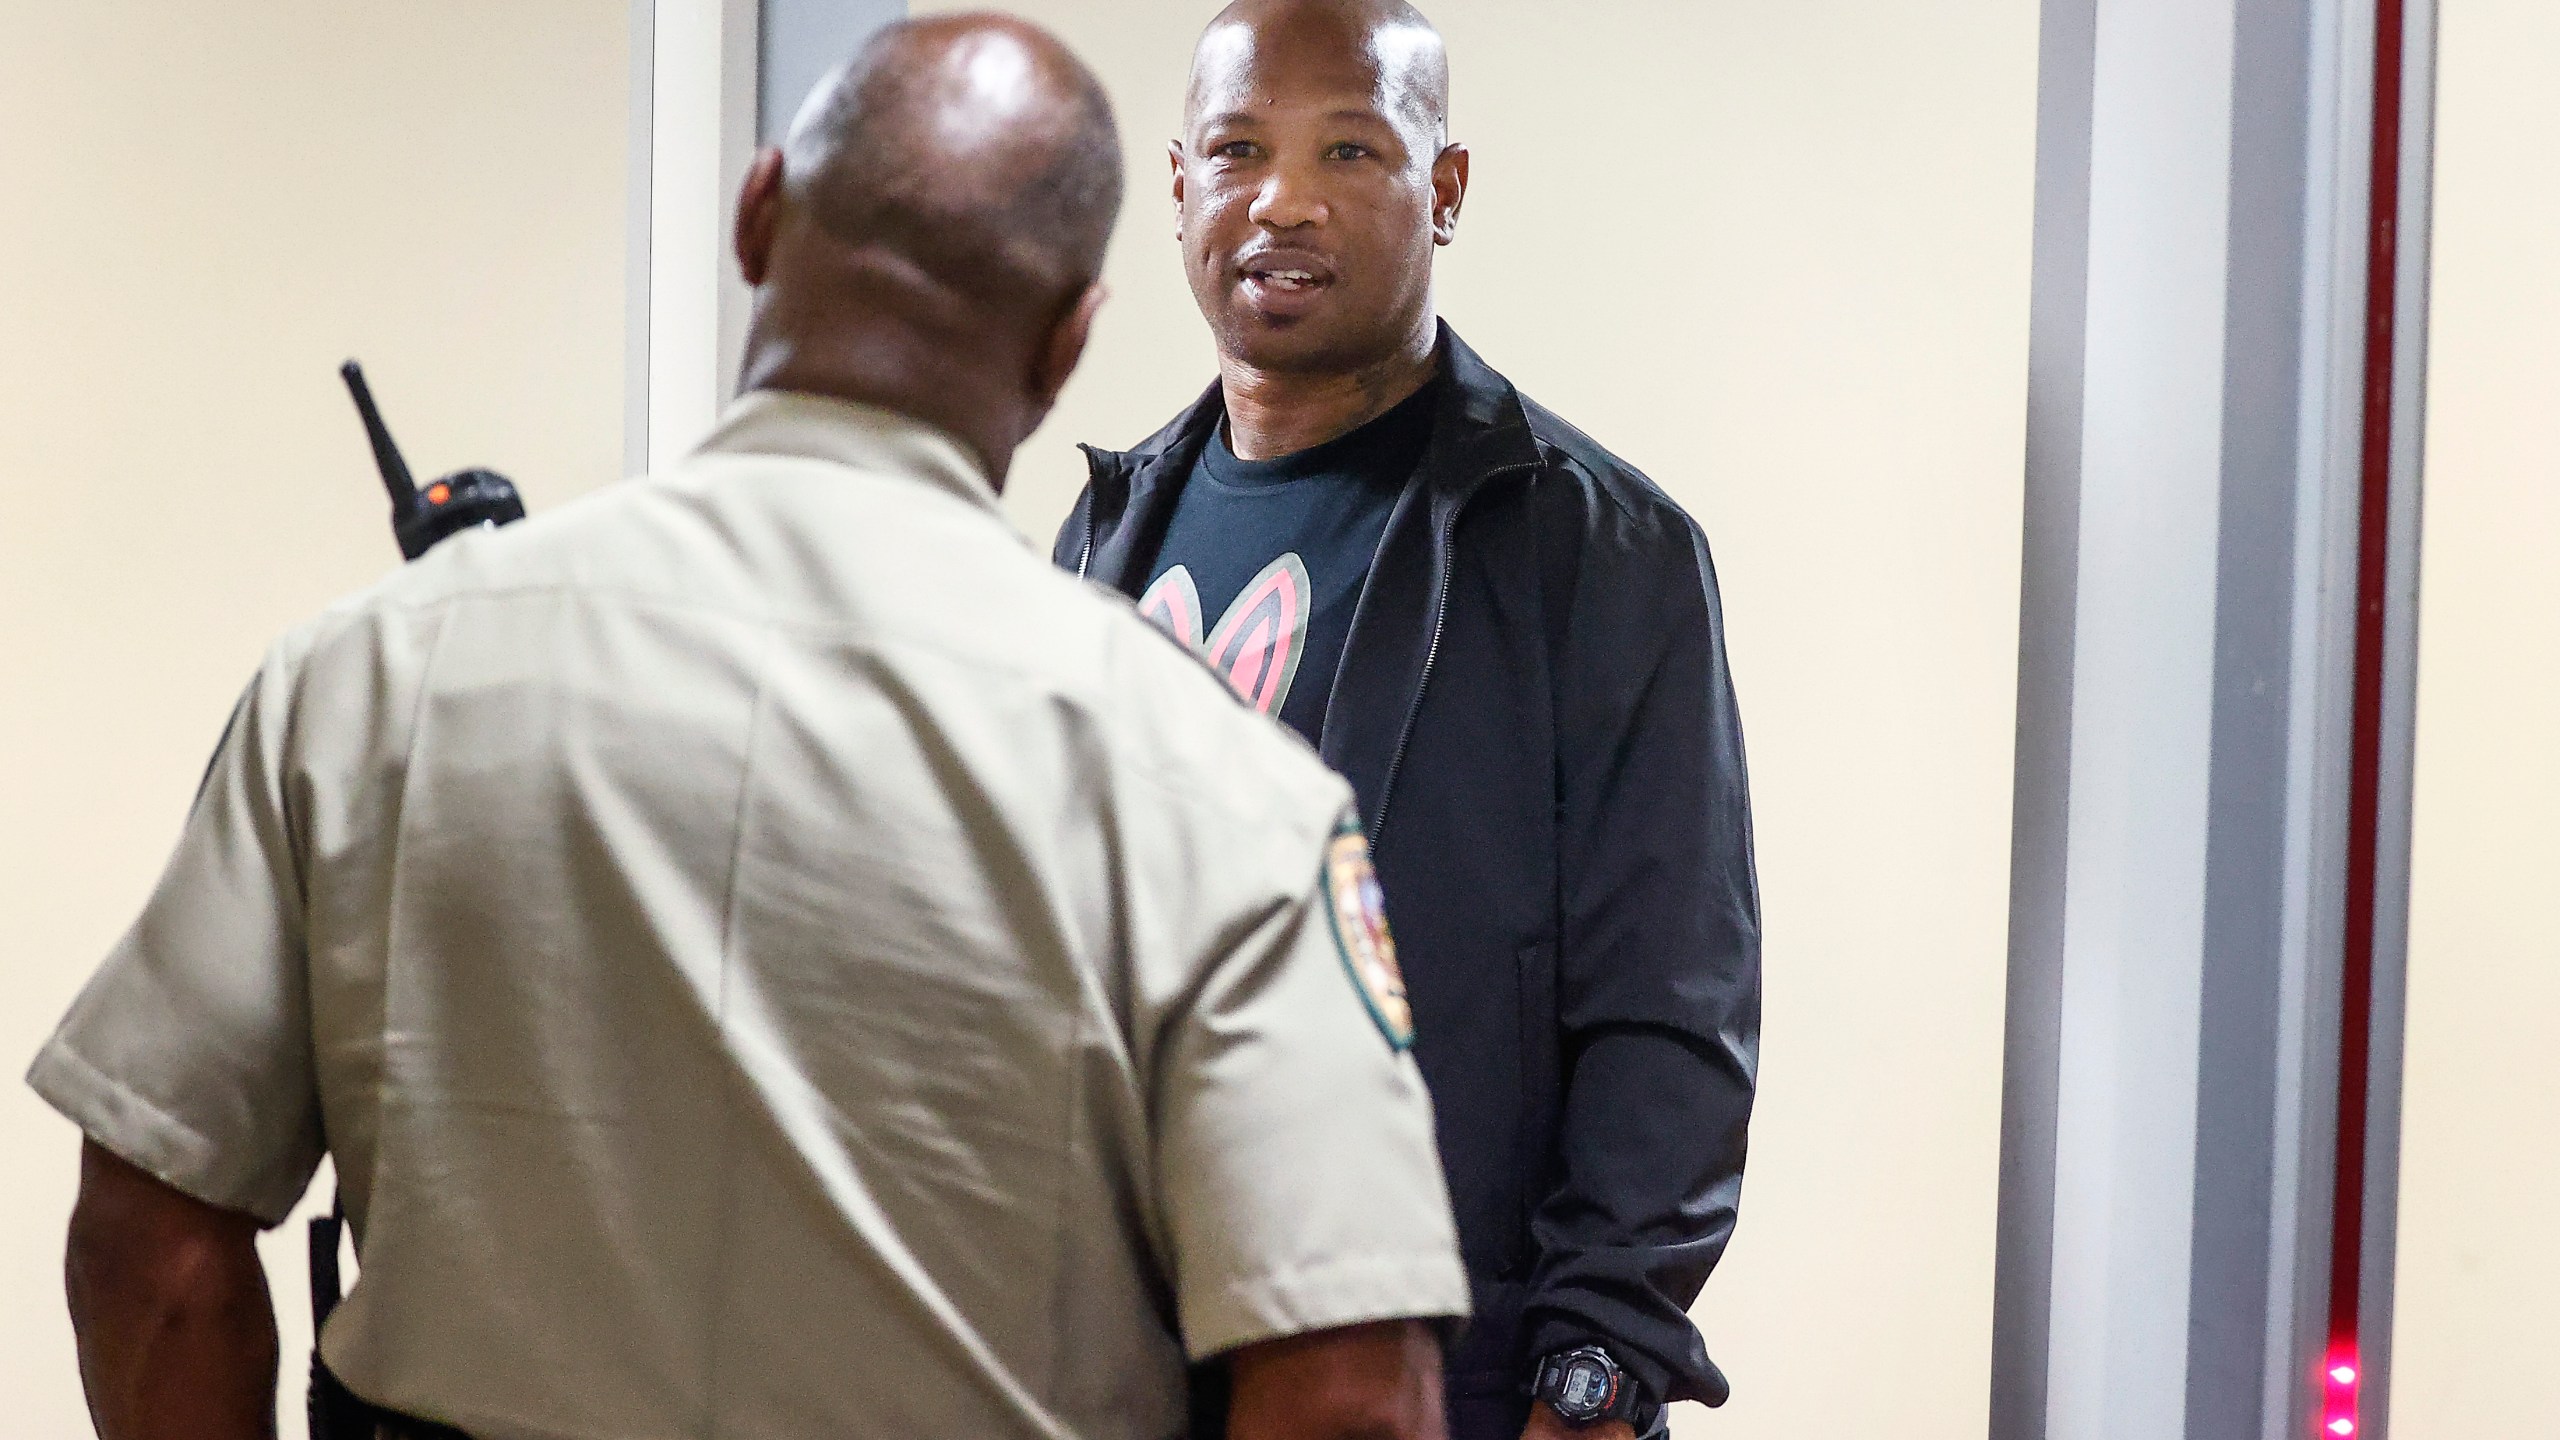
[2329,0,2409,1432]
[2324,1347,2363,1437]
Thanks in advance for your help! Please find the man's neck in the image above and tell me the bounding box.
[1219,326,1440,461]
[733,252,1035,489]
[737,330,1023,490]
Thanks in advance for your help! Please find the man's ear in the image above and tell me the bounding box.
[734,147,787,287]
[1431,143,1470,246]
[1032,281,1110,412]
[1170,141,1188,241]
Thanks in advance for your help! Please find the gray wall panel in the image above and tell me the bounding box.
[761,0,907,144]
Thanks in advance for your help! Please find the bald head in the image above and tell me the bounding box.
[781,13,1123,318]
[1190,0,1449,150]
[733,14,1122,486]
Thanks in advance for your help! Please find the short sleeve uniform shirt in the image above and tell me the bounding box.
[29,393,1469,1440]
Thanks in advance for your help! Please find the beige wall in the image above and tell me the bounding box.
[0,3,631,1431]
[915,1,2043,1433]
[9,5,2540,1435]
[2389,2,2560,1435]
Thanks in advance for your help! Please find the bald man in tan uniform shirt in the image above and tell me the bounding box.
[36,389,1466,1439]
[34,17,1464,1440]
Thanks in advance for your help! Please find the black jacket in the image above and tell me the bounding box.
[1055,326,1760,1417]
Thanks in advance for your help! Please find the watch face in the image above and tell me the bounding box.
[1557,1355,1618,1418]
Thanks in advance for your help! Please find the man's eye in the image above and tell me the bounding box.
[1214,141,1257,160]
[1326,143,1372,161]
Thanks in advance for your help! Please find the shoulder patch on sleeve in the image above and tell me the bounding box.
[1324,817,1413,1052]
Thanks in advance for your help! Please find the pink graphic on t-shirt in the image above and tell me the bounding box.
[1203,554,1311,715]
[1138,567,1204,647]
[1138,555,1312,718]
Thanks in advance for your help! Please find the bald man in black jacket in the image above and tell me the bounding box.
[1054,4,1762,1439]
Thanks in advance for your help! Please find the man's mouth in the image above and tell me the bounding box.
[1238,249,1337,292]
[1249,267,1326,292]
[1236,251,1338,318]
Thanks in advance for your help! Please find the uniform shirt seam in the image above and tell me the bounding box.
[342,598,460,1235]
[693,617,780,1440]
[1035,1001,1089,1414]
[329,583,1185,748]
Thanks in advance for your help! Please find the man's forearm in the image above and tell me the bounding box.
[1520,1026,1750,1407]
[67,1141,280,1440]
[1228,1319,1449,1440]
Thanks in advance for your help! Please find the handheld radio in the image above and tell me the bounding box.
[340,360,527,559]
[307,361,525,1440]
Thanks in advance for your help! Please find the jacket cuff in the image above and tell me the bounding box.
[1521,1311,1718,1411]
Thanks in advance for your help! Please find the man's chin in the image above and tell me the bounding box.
[1215,314,1383,378]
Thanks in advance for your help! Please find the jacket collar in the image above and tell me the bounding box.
[1078,322,1545,839]
[696,388,1003,519]
[1415,320,1546,510]
[1077,321,1542,591]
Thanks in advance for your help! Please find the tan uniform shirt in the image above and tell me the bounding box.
[30,393,1468,1440]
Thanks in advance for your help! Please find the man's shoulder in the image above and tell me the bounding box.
[1507,391,1707,549]
[263,481,651,655]
[271,475,1344,825]
[1437,328,1707,555]
[1083,596,1352,831]
[236,481,685,747]
[1452,356,1726,632]
[303,448,1029,636]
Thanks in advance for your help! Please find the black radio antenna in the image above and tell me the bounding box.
[338,360,419,508]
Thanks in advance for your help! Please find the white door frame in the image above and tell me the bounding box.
[624,0,905,477]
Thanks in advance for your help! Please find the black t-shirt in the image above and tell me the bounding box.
[1137,379,1438,744]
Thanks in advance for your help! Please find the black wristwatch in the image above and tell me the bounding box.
[1530,1345,1651,1428]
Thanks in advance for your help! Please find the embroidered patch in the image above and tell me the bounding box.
[1324,817,1413,1052]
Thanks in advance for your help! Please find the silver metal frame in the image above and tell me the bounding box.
[1994,0,2434,1434]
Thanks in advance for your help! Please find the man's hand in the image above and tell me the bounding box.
[1520,1400,1637,1440]
[1228,1318,1447,1440]
[66,1139,278,1440]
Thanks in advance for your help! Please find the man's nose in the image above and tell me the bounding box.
[1248,162,1328,230]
